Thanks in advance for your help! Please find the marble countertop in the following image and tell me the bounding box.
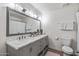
[6,35,47,50]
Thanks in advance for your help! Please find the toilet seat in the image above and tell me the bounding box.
[62,46,73,54]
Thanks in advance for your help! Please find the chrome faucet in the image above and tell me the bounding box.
[18,36,21,40]
[18,35,25,40]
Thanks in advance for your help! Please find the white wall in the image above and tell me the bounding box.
[41,4,78,51]
[0,6,6,56]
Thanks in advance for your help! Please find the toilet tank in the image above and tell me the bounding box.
[62,38,72,46]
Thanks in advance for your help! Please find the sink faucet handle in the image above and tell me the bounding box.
[22,36,23,39]
[24,36,26,38]
[18,36,21,40]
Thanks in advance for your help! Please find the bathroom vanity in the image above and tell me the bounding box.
[6,35,48,56]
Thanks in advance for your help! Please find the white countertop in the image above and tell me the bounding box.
[6,35,47,50]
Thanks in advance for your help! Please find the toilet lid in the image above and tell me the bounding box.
[62,46,73,54]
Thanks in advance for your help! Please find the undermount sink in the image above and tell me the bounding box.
[10,36,39,47]
[7,37,32,45]
[15,37,32,43]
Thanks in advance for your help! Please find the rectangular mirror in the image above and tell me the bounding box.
[6,7,41,36]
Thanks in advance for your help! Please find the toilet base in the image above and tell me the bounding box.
[63,53,73,56]
[75,52,79,56]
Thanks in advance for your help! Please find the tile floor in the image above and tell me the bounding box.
[45,51,60,56]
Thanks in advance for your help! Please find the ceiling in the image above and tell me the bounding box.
[31,3,79,14]
[31,3,72,14]
[31,3,64,11]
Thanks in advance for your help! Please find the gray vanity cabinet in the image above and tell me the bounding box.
[7,35,48,56]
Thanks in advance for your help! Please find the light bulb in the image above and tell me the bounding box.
[8,3,15,9]
[38,16,42,20]
[33,14,37,18]
[15,4,23,12]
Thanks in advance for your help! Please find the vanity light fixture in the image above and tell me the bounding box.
[29,12,33,18]
[8,3,23,12]
[8,3,38,19]
[15,4,23,12]
[27,10,38,18]
[25,9,30,15]
[29,11,34,17]
[33,14,37,18]
[8,3,16,9]
[22,8,26,12]
[40,15,48,25]
[38,16,42,20]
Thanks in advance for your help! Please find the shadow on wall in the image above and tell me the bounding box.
[71,39,77,52]
[47,36,56,49]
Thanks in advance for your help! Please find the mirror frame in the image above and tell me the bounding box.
[6,7,41,36]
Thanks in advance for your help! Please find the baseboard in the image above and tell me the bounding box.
[48,48,63,56]
[0,53,8,56]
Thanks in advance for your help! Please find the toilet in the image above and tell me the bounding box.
[61,38,73,56]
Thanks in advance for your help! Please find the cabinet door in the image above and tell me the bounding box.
[19,44,31,56]
[7,45,19,56]
[40,36,48,51]
[45,36,49,45]
[31,40,40,56]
